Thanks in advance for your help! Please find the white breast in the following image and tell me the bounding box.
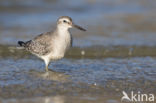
[49,29,71,60]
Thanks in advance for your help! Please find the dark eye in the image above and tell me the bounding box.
[63,20,66,22]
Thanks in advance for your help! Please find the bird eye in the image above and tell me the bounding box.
[63,20,67,23]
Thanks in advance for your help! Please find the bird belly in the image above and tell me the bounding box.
[40,52,64,62]
[50,52,64,60]
[49,46,68,60]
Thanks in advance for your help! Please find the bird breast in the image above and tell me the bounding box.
[49,30,71,60]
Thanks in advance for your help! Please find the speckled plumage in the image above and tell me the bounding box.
[24,31,72,56]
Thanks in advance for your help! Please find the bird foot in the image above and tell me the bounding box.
[41,71,50,78]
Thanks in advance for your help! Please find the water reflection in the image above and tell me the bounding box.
[1,95,120,103]
[30,70,70,82]
[43,96,65,103]
[1,96,65,103]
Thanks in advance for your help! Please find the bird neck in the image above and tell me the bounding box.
[57,26,69,36]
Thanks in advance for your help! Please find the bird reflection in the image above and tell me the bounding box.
[30,69,70,82]
[43,96,65,103]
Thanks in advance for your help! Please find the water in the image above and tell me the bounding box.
[0,0,156,103]
[0,0,156,46]
[0,57,156,103]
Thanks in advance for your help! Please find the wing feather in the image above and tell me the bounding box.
[25,32,53,55]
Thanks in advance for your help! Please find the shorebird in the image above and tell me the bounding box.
[18,16,86,72]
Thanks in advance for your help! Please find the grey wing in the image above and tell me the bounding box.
[25,32,52,56]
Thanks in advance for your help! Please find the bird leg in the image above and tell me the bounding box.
[45,65,49,72]
[44,59,50,72]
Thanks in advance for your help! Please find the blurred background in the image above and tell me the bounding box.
[0,0,156,46]
[0,0,156,103]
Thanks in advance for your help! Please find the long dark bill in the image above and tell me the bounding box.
[73,24,86,31]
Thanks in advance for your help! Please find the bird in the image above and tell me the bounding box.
[18,16,86,72]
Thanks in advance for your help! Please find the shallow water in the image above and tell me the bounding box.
[0,46,155,102]
[0,57,156,103]
[0,0,156,103]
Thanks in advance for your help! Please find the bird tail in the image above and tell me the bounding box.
[18,41,26,47]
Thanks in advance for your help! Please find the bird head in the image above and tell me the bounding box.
[57,16,86,31]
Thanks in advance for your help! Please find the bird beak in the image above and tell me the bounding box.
[73,23,86,31]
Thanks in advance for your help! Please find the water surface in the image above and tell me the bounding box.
[0,0,156,103]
